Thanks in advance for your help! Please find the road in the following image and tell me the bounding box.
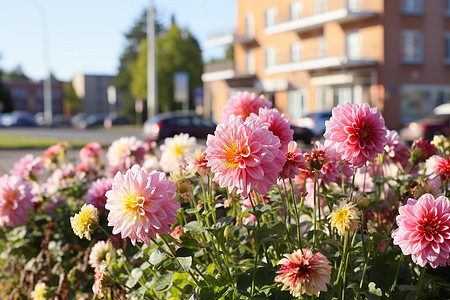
[0,126,145,175]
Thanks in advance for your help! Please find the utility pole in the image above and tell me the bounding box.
[147,0,157,120]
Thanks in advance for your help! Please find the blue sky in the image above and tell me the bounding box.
[0,0,235,81]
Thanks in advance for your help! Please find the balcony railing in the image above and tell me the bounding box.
[264,0,380,35]
[202,60,256,82]
[264,49,378,74]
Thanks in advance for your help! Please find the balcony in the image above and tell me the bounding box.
[264,49,378,75]
[202,60,256,83]
[264,0,380,36]
[203,33,257,49]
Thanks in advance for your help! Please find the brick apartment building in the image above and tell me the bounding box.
[72,74,117,115]
[202,0,450,130]
[4,79,64,115]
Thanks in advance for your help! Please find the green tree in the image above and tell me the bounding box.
[3,65,29,81]
[113,9,164,121]
[0,69,13,112]
[63,82,81,117]
[130,18,203,113]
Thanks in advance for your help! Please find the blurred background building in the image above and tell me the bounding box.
[4,78,63,115]
[72,74,118,115]
[202,0,450,129]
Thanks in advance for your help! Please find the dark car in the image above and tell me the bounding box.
[103,113,131,128]
[78,113,108,129]
[292,112,332,137]
[143,111,217,141]
[1,111,38,127]
[291,124,313,145]
[400,104,450,142]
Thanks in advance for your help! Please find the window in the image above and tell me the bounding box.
[402,0,423,15]
[315,0,327,14]
[333,87,352,106]
[317,35,326,58]
[246,50,255,73]
[290,1,302,20]
[316,87,332,111]
[401,30,423,63]
[445,34,450,64]
[288,89,308,119]
[245,13,255,38]
[291,42,302,62]
[265,47,276,68]
[265,7,277,28]
[346,31,361,59]
[446,0,450,16]
[348,0,361,12]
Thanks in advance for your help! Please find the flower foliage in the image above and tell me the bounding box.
[1,99,450,299]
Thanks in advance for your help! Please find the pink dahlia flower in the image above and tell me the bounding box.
[186,149,211,177]
[220,91,272,123]
[324,103,387,168]
[105,164,179,246]
[275,248,332,297]
[248,107,293,152]
[280,141,307,179]
[11,154,43,180]
[0,174,34,227]
[384,130,410,170]
[392,193,450,268]
[86,177,113,212]
[107,136,148,172]
[426,156,450,181]
[206,115,286,198]
[80,142,103,164]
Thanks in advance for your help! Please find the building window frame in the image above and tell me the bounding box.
[290,1,303,20]
[265,7,277,28]
[401,30,423,64]
[346,30,361,59]
[401,0,423,15]
[291,41,302,63]
[315,0,327,14]
[246,50,255,73]
[317,35,326,59]
[288,89,308,119]
[245,13,255,38]
[446,0,450,17]
[265,47,277,68]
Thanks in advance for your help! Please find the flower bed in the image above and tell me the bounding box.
[1,94,449,299]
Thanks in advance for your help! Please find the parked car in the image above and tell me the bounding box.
[1,111,38,127]
[400,104,450,142]
[78,113,108,129]
[291,124,313,144]
[143,111,217,141]
[103,113,131,128]
[292,112,332,137]
[71,113,89,127]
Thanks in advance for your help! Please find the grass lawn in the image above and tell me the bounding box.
[0,132,98,149]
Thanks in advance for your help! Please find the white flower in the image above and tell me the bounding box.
[159,133,197,172]
[89,240,114,268]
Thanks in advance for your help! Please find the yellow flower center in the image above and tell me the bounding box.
[173,145,184,157]
[225,142,250,168]
[334,208,350,224]
[124,193,145,213]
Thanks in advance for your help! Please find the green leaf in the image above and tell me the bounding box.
[176,247,194,257]
[125,268,143,288]
[174,256,192,273]
[149,247,166,266]
[368,282,383,297]
[184,221,200,232]
[249,204,271,219]
[153,273,174,292]
[211,216,235,230]
[258,221,286,241]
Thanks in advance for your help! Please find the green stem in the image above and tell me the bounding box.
[288,178,302,248]
[334,232,349,286]
[313,170,319,248]
[251,243,259,298]
[389,253,404,293]
[349,168,357,202]
[277,183,293,251]
[414,266,426,300]
[359,244,371,290]
[342,232,357,299]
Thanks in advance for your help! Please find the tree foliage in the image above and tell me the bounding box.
[113,9,164,121]
[3,65,29,81]
[0,69,13,113]
[130,19,203,113]
[63,82,81,117]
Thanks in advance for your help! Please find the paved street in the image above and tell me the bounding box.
[0,126,145,175]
